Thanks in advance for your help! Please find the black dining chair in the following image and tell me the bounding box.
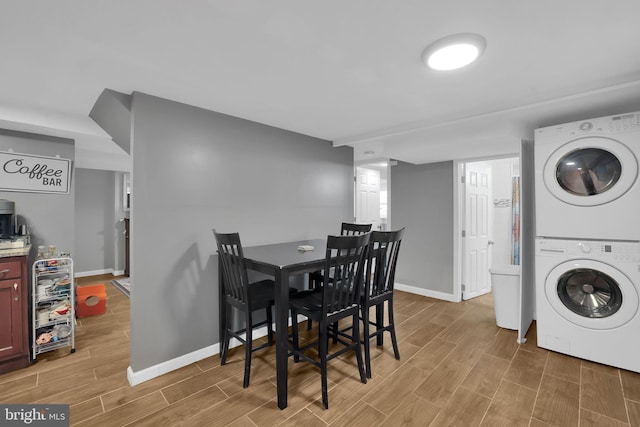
[289,233,370,409]
[359,228,404,378]
[306,222,372,329]
[333,229,405,378]
[214,230,294,388]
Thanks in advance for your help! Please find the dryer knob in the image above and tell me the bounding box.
[580,122,593,131]
[581,244,592,253]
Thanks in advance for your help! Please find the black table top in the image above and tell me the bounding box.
[242,238,327,270]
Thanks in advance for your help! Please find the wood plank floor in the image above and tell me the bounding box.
[2,274,640,426]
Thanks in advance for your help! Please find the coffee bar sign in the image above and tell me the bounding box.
[0,151,72,194]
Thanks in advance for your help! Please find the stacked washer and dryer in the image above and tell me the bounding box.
[534,112,640,373]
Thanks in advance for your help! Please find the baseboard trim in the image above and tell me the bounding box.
[75,268,114,278]
[76,269,126,278]
[126,319,297,386]
[395,282,460,302]
[127,343,220,386]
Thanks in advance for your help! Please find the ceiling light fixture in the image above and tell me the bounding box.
[422,33,486,71]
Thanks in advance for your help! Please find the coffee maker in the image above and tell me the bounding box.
[0,199,16,238]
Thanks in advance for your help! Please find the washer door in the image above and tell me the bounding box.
[543,136,638,206]
[545,259,638,329]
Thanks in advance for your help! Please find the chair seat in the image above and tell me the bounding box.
[241,280,299,310]
[290,286,358,316]
[246,279,276,310]
[289,289,323,318]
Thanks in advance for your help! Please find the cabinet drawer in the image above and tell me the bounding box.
[0,261,22,279]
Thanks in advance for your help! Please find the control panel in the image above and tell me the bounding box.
[536,238,640,263]
[535,111,640,137]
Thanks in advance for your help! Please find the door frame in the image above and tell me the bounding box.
[454,154,520,302]
[354,158,391,229]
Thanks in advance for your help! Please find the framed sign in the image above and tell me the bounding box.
[0,151,72,194]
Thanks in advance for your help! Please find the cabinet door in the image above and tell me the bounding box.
[0,278,23,359]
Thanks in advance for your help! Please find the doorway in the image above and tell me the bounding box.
[458,156,520,300]
[120,172,131,277]
[355,160,390,231]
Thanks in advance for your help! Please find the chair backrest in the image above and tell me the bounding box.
[213,230,250,305]
[364,228,405,302]
[322,233,371,316]
[340,222,372,236]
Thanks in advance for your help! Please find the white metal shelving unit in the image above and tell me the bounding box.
[32,256,75,359]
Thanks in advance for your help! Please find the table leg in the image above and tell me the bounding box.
[275,269,289,409]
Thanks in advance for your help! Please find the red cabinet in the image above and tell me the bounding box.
[0,255,30,374]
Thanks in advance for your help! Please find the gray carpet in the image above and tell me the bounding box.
[110,278,130,297]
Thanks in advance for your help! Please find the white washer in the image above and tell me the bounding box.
[534,112,640,241]
[536,237,640,372]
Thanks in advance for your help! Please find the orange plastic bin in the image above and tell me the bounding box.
[77,284,107,318]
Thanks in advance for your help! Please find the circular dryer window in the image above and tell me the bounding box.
[544,136,638,206]
[556,268,622,318]
[545,259,639,330]
[556,148,621,196]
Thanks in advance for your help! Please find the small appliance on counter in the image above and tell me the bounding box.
[0,199,16,238]
[0,199,31,257]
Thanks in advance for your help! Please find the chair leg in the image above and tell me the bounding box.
[220,304,231,365]
[362,304,372,379]
[243,313,253,388]
[376,303,384,346]
[291,309,300,363]
[388,299,400,360]
[266,305,274,346]
[307,318,313,330]
[352,312,367,384]
[319,321,329,409]
[220,330,230,365]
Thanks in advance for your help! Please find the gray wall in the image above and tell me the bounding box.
[129,92,354,372]
[390,160,454,294]
[89,88,132,155]
[0,129,75,267]
[74,168,123,274]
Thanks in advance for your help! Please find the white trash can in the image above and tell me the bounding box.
[489,264,521,330]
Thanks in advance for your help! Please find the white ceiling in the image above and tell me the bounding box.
[2,1,640,165]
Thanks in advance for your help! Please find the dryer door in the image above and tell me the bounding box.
[543,136,638,206]
[545,259,639,329]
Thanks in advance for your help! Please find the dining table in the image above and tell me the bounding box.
[218,238,327,410]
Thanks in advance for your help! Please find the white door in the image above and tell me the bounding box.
[356,167,381,230]
[463,162,493,300]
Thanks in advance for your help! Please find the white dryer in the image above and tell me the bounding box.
[536,237,640,372]
[534,112,640,241]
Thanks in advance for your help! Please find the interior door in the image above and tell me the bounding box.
[356,167,381,230]
[463,161,493,300]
